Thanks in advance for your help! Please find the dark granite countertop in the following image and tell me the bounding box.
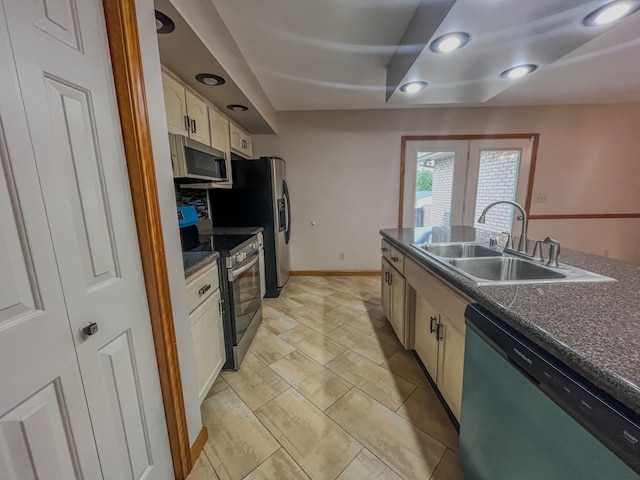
[380,226,640,417]
[196,220,264,237]
[209,226,264,235]
[183,251,220,280]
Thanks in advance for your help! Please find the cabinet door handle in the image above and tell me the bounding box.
[384,271,389,284]
[391,256,399,262]
[198,284,212,296]
[436,321,444,341]
[388,272,392,285]
[381,247,389,252]
[218,299,224,315]
[184,115,190,132]
[191,118,197,134]
[429,315,437,333]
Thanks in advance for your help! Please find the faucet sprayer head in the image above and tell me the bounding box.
[477,214,486,224]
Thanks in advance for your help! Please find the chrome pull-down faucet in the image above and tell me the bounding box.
[478,200,528,254]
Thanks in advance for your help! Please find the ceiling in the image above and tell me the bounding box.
[156,0,276,133]
[209,0,640,111]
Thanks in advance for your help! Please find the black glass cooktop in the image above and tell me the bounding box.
[206,233,254,254]
[181,225,254,256]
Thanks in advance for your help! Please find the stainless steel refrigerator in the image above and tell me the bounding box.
[208,156,290,297]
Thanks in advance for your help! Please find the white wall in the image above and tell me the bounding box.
[253,105,640,269]
[136,0,202,444]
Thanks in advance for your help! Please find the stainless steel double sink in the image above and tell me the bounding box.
[412,242,614,285]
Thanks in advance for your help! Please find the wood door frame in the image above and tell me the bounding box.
[102,1,192,479]
[399,134,540,229]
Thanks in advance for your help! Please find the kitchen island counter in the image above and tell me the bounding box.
[380,226,640,417]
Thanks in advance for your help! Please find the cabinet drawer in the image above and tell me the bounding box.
[381,239,392,261]
[389,246,405,274]
[186,263,219,313]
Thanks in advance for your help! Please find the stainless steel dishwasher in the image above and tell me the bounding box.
[459,304,640,479]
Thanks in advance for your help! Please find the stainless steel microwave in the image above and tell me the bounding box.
[169,133,229,187]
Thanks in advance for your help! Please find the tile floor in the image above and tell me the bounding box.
[188,275,463,480]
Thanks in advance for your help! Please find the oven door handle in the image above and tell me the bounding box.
[229,253,260,281]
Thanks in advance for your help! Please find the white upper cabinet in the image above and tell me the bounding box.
[209,106,230,153]
[230,122,253,159]
[162,72,188,136]
[185,89,211,146]
[162,70,211,146]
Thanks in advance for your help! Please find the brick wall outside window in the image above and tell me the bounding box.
[473,150,520,233]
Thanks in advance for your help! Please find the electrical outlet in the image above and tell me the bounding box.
[534,193,548,203]
[339,253,345,260]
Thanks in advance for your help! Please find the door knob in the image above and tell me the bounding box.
[82,322,99,336]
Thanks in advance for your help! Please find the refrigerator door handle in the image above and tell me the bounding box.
[283,180,291,244]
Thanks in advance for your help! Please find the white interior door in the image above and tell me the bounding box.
[402,138,533,234]
[0,11,102,479]
[1,0,173,479]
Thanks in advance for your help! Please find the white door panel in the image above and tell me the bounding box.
[1,0,172,478]
[98,332,154,479]
[0,5,102,478]
[32,0,82,50]
[0,381,80,480]
[43,77,120,288]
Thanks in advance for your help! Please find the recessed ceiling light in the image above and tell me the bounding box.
[154,10,175,34]
[196,73,226,86]
[583,1,640,26]
[400,81,429,93]
[227,104,249,112]
[500,64,537,79]
[430,32,471,54]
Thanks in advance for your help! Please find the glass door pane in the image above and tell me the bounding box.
[473,149,521,232]
[414,151,456,227]
[402,140,468,228]
[464,138,534,233]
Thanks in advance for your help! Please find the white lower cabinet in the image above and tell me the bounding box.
[381,256,407,347]
[187,263,225,403]
[415,294,439,380]
[406,257,469,420]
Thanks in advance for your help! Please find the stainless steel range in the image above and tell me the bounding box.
[212,233,262,370]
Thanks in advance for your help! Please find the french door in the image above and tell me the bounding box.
[401,137,535,234]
